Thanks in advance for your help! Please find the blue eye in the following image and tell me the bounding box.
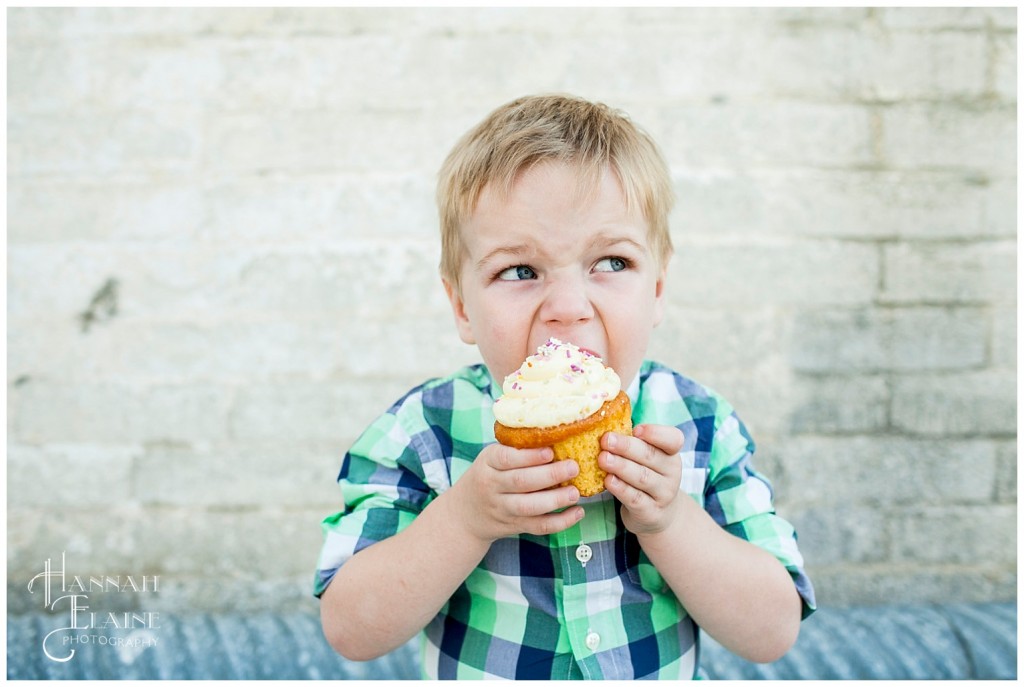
[497,265,537,281]
[594,257,629,273]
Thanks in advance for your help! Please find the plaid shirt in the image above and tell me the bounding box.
[315,361,815,679]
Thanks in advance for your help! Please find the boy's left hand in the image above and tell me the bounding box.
[598,424,684,535]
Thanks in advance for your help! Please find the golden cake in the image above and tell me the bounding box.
[493,338,633,497]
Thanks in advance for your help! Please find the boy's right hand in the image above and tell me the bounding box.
[450,443,584,544]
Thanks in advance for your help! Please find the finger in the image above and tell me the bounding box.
[602,426,684,464]
[599,450,673,503]
[506,485,581,520]
[601,432,668,475]
[633,424,685,456]
[522,505,585,536]
[503,458,579,494]
[604,472,652,512]
[486,444,554,472]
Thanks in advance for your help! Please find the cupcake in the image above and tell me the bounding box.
[493,338,632,497]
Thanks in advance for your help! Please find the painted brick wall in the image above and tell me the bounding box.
[8,7,1016,614]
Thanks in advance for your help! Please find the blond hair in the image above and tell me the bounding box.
[437,94,674,292]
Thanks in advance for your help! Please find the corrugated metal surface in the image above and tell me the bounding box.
[699,602,1017,679]
[8,603,1015,680]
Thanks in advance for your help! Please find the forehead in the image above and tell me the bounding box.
[464,162,645,247]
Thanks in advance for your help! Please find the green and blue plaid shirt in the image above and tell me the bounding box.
[315,360,815,679]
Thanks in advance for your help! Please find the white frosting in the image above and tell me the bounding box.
[493,338,621,428]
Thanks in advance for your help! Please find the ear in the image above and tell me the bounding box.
[443,279,477,345]
[652,267,667,328]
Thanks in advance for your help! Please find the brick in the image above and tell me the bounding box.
[129,508,324,580]
[878,7,1009,30]
[143,573,318,615]
[133,441,342,508]
[890,505,1016,564]
[649,307,779,372]
[556,25,863,102]
[8,244,221,321]
[9,241,452,323]
[659,102,874,170]
[8,180,203,243]
[9,244,118,320]
[227,242,450,319]
[992,32,1016,100]
[810,563,1017,607]
[994,440,1016,503]
[9,504,324,613]
[7,37,92,114]
[789,307,988,372]
[786,504,888,565]
[674,170,1013,241]
[229,378,422,444]
[881,240,1016,304]
[7,444,139,506]
[11,320,347,384]
[788,374,889,434]
[774,436,997,508]
[203,108,461,176]
[203,177,337,242]
[8,7,211,37]
[660,365,797,440]
[10,382,231,444]
[322,173,437,241]
[7,507,144,586]
[980,177,1017,238]
[668,240,878,307]
[340,318,483,378]
[214,35,367,111]
[891,370,1016,436]
[882,103,1016,174]
[86,36,222,110]
[991,306,1016,369]
[859,31,988,101]
[8,109,201,178]
[204,174,436,243]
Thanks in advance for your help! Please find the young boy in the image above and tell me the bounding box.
[315,94,815,680]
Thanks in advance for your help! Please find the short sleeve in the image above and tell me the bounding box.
[705,403,817,619]
[313,391,436,598]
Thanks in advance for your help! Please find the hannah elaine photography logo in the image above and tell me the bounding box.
[27,552,162,663]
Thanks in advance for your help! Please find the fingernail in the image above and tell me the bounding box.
[606,433,617,449]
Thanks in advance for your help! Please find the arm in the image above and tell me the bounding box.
[321,444,583,661]
[598,425,803,663]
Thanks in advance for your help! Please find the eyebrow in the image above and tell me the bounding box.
[593,235,646,253]
[473,233,647,273]
[475,244,533,273]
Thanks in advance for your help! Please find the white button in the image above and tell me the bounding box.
[585,631,601,651]
[575,543,593,566]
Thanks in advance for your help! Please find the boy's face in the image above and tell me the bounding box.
[444,161,666,390]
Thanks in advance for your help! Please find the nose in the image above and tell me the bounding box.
[539,273,594,326]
